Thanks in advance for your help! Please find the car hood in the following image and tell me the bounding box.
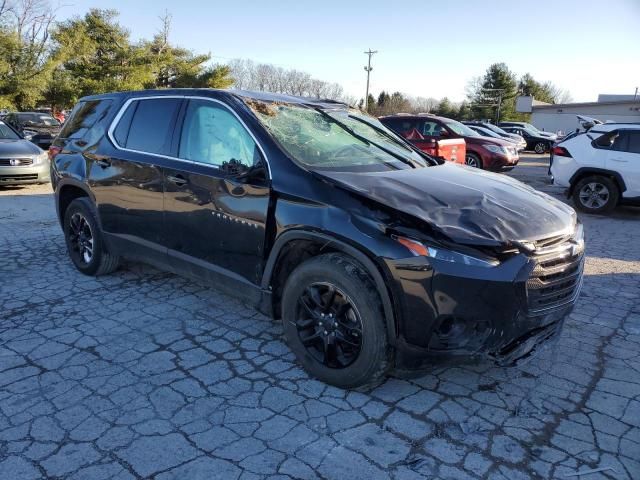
[506,133,525,142]
[319,163,576,246]
[465,135,514,147]
[0,139,42,156]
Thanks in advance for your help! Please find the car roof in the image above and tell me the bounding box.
[79,88,349,110]
[379,113,451,122]
[590,123,640,133]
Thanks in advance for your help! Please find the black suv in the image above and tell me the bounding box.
[51,90,585,388]
[4,112,62,149]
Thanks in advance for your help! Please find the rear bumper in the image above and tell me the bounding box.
[0,163,50,185]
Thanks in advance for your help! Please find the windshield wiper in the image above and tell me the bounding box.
[346,114,413,151]
[313,108,418,168]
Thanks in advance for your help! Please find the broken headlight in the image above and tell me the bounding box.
[395,236,499,268]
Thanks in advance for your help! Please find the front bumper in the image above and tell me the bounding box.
[385,238,584,366]
[0,162,50,185]
[489,154,519,172]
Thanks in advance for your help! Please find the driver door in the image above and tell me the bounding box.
[162,98,270,289]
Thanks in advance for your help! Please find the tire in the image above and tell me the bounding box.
[465,152,482,169]
[571,175,619,214]
[63,197,120,276]
[534,142,547,154]
[281,253,392,389]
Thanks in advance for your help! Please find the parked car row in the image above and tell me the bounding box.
[0,120,50,185]
[379,113,519,172]
[3,112,63,150]
[47,89,585,388]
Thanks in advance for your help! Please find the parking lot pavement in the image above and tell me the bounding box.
[1,158,639,480]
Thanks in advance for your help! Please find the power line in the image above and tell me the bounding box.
[364,49,378,111]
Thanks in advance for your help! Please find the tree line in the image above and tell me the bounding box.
[0,2,233,110]
[366,63,572,121]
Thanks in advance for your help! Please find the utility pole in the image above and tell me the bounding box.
[364,49,378,112]
[634,87,638,101]
[479,88,505,123]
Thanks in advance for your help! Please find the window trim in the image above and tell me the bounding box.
[107,95,272,180]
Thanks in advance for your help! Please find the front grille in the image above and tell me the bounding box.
[0,158,33,166]
[0,174,38,181]
[526,237,584,313]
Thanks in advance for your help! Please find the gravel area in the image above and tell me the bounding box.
[1,155,638,479]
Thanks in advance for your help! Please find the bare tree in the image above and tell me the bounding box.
[227,58,349,102]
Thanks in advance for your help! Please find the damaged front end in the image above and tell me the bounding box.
[385,224,585,368]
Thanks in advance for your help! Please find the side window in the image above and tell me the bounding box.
[178,100,260,169]
[611,132,629,152]
[626,131,640,154]
[422,121,443,136]
[59,100,113,145]
[119,98,182,155]
[594,131,623,150]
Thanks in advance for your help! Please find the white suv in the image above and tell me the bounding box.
[550,123,640,214]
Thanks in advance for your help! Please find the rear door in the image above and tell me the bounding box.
[604,129,640,196]
[92,96,182,257]
[162,97,270,289]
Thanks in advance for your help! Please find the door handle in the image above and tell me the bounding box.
[611,158,628,163]
[95,159,111,168]
[167,174,187,186]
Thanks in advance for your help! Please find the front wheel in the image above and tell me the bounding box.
[64,198,120,275]
[465,153,482,168]
[281,253,391,389]
[571,175,619,214]
[534,142,547,154]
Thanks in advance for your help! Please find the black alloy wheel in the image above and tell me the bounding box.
[294,282,363,369]
[68,212,94,265]
[281,253,391,389]
[534,142,547,154]
[63,198,120,276]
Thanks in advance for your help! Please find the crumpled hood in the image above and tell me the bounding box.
[320,163,576,246]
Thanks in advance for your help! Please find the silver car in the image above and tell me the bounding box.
[0,121,49,185]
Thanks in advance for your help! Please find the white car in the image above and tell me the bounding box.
[550,123,640,213]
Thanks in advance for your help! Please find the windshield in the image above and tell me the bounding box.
[249,101,428,171]
[0,122,20,140]
[23,114,60,127]
[475,127,500,138]
[445,120,479,137]
[522,123,540,133]
[483,123,510,136]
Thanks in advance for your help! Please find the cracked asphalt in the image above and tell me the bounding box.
[1,154,639,479]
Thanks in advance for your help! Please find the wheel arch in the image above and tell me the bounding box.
[262,230,399,346]
[568,168,626,197]
[56,180,95,226]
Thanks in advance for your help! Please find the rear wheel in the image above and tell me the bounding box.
[64,198,120,275]
[465,153,482,169]
[572,175,619,214]
[281,253,391,389]
[534,142,547,154]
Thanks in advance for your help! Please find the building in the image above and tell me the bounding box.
[515,95,640,135]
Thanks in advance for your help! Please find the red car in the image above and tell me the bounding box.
[380,114,519,171]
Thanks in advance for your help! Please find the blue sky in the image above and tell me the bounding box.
[57,0,640,102]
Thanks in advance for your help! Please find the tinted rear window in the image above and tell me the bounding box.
[60,100,113,142]
[119,98,181,155]
[626,131,640,154]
